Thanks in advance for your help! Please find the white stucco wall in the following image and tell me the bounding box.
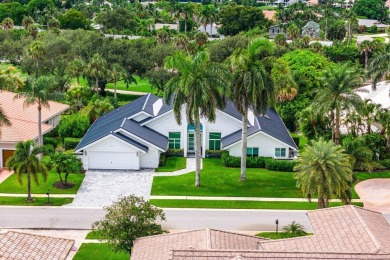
[140,149,159,168]
[45,114,61,127]
[228,132,290,158]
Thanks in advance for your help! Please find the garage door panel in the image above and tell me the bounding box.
[88,151,139,170]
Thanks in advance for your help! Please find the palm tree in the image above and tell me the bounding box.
[164,51,229,187]
[369,49,390,88]
[84,53,108,95]
[315,63,363,145]
[173,34,190,54]
[67,57,86,84]
[294,138,353,209]
[286,23,300,40]
[344,9,357,45]
[22,16,35,30]
[359,40,375,71]
[359,99,381,133]
[271,59,297,102]
[109,63,125,100]
[88,98,114,123]
[182,2,199,33]
[47,18,60,30]
[0,65,25,91]
[27,24,39,39]
[194,32,208,48]
[228,38,275,181]
[2,17,14,30]
[6,140,48,202]
[15,76,57,148]
[27,41,45,78]
[51,152,81,186]
[377,108,390,149]
[67,83,90,110]
[282,221,307,237]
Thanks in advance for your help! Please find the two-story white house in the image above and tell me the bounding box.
[75,94,298,170]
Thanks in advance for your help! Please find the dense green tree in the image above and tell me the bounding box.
[352,0,387,22]
[85,53,108,94]
[47,18,60,30]
[228,38,275,181]
[209,35,248,62]
[26,41,45,78]
[6,140,48,202]
[58,113,90,138]
[298,105,331,140]
[88,98,114,122]
[323,44,360,64]
[218,5,270,36]
[58,8,90,30]
[92,195,166,254]
[0,3,27,25]
[327,20,346,41]
[342,136,376,172]
[294,138,353,208]
[314,63,363,145]
[67,84,90,110]
[144,68,173,96]
[22,16,34,30]
[95,8,137,32]
[27,0,55,15]
[164,51,229,186]
[109,63,125,100]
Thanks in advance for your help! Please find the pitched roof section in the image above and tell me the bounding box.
[131,229,267,260]
[111,132,148,152]
[258,205,390,254]
[222,108,298,149]
[0,119,52,142]
[120,119,168,150]
[0,231,74,260]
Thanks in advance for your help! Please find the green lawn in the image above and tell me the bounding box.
[0,172,85,194]
[155,157,186,172]
[73,243,130,260]
[150,199,363,210]
[0,63,28,78]
[256,232,312,239]
[86,230,105,240]
[152,158,301,198]
[105,76,155,93]
[0,196,73,206]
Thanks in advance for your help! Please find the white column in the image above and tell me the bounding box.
[202,118,206,158]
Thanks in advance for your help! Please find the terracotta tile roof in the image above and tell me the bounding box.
[262,10,276,21]
[131,229,267,260]
[258,205,390,254]
[132,206,390,259]
[0,231,74,260]
[0,90,69,142]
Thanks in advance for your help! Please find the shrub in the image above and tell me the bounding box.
[166,149,184,157]
[265,159,296,172]
[206,150,223,158]
[221,151,268,168]
[42,155,52,170]
[43,144,55,155]
[159,153,167,167]
[44,137,59,147]
[58,114,90,139]
[380,159,390,169]
[64,137,81,150]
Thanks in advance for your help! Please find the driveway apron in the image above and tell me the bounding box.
[67,170,153,208]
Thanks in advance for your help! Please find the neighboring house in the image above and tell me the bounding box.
[358,19,389,30]
[0,231,74,259]
[272,0,303,6]
[356,81,390,109]
[268,24,286,39]
[0,91,69,167]
[131,205,390,259]
[75,94,297,170]
[262,10,277,22]
[197,24,219,37]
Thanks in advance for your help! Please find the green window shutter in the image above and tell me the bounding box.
[253,148,259,156]
[215,140,221,150]
[281,148,286,157]
[169,132,181,139]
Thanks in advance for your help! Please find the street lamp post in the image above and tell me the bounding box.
[275,219,279,233]
[46,189,50,204]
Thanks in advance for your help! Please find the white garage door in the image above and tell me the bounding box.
[88,151,139,170]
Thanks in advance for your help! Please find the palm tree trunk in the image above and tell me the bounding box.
[210,22,213,37]
[318,196,324,209]
[95,77,99,95]
[177,19,180,33]
[335,108,340,145]
[36,60,39,78]
[195,112,202,187]
[27,172,33,202]
[184,19,187,33]
[331,111,335,142]
[364,50,368,70]
[77,76,80,84]
[240,112,247,181]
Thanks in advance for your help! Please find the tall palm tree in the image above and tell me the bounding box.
[27,41,45,78]
[344,9,357,45]
[88,98,114,123]
[15,76,57,148]
[315,63,363,145]
[6,140,48,202]
[109,63,125,100]
[22,16,35,30]
[368,47,390,88]
[67,83,90,111]
[182,2,199,33]
[84,53,108,94]
[271,59,297,102]
[359,40,376,71]
[173,34,190,54]
[164,51,229,187]
[2,17,14,30]
[359,99,381,133]
[67,57,86,84]
[294,138,353,209]
[228,38,275,181]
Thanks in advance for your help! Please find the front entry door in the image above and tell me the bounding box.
[188,133,195,153]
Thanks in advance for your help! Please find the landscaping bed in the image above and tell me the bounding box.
[0,172,85,194]
[73,243,129,260]
[256,232,312,239]
[150,199,364,210]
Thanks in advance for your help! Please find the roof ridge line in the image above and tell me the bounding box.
[208,228,267,241]
[350,206,382,253]
[142,93,151,111]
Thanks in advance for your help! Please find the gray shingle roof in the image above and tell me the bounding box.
[120,119,168,150]
[111,132,148,152]
[221,108,298,149]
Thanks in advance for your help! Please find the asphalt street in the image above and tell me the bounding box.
[2,207,389,232]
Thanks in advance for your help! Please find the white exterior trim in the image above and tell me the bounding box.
[116,129,166,152]
[75,134,147,153]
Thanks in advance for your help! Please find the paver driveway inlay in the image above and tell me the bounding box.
[67,170,153,208]
[355,178,390,214]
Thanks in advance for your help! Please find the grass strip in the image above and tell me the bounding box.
[150,199,363,210]
[256,232,312,239]
[0,196,73,206]
[73,243,129,260]
[85,230,106,240]
[155,157,186,172]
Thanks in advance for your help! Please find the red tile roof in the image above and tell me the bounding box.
[0,231,74,259]
[0,91,69,142]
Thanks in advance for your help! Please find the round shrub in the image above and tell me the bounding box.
[58,114,90,139]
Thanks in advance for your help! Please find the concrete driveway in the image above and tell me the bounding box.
[355,178,390,214]
[67,170,153,208]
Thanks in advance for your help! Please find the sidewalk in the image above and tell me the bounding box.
[150,195,362,203]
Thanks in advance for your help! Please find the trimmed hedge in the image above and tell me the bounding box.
[166,149,184,157]
[64,137,81,150]
[43,137,59,148]
[206,150,222,158]
[159,153,167,167]
[265,159,297,172]
[380,159,390,169]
